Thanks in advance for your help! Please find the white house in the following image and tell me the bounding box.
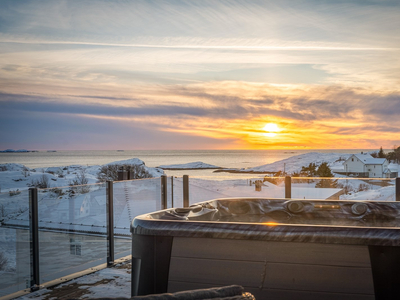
[343,153,393,178]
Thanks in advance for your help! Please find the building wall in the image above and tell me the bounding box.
[344,155,366,173]
[366,164,383,178]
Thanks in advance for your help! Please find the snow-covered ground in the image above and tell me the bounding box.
[1,154,398,232]
[235,152,351,173]
[0,158,164,193]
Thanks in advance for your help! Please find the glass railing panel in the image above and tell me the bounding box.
[113,178,161,236]
[166,176,173,209]
[187,176,283,204]
[336,177,395,201]
[0,190,31,297]
[114,237,131,259]
[291,177,396,201]
[37,183,107,284]
[171,176,184,208]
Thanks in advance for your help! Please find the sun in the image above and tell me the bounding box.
[262,123,280,137]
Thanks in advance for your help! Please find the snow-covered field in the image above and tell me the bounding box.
[229,152,351,173]
[1,153,398,229]
[0,158,164,193]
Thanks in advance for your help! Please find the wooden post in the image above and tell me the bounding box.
[106,181,114,266]
[183,175,189,207]
[161,175,167,209]
[285,176,292,199]
[29,188,40,291]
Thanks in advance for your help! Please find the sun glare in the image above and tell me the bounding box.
[262,123,280,137]
[263,123,279,132]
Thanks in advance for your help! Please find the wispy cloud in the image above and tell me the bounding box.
[0,0,399,149]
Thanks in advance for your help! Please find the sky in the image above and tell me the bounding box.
[0,0,399,150]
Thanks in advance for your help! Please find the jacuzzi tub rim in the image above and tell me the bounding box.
[131,198,400,246]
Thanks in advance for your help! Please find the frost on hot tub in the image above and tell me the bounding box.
[157,198,400,228]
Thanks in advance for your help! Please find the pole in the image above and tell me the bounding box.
[171,176,174,208]
[183,175,189,207]
[285,176,292,199]
[161,175,167,209]
[29,188,40,291]
[396,177,400,202]
[118,170,128,181]
[106,181,114,266]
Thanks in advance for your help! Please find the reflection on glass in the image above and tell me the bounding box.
[0,190,30,297]
[37,183,108,284]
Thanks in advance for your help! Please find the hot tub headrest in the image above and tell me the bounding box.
[131,285,254,300]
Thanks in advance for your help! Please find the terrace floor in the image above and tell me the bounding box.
[12,257,132,300]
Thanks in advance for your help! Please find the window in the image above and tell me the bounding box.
[70,238,82,256]
[352,158,354,162]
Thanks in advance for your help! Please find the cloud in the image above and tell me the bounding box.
[1,81,399,149]
[0,0,399,149]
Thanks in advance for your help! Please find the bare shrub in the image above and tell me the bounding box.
[0,252,8,271]
[0,204,5,218]
[358,183,370,192]
[9,189,21,196]
[97,164,153,182]
[69,170,90,193]
[22,167,30,177]
[50,187,64,197]
[69,170,89,186]
[337,183,354,195]
[30,174,50,188]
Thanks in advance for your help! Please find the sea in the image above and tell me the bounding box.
[0,149,374,180]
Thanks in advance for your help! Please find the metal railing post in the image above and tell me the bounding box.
[106,181,114,266]
[29,188,40,291]
[285,176,292,199]
[183,175,189,207]
[118,169,128,181]
[396,177,400,202]
[161,175,167,209]
[171,176,174,208]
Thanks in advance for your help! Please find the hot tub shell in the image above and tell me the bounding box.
[131,198,400,300]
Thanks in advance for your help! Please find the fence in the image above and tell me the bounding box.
[0,175,399,298]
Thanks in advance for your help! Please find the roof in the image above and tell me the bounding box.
[349,153,386,165]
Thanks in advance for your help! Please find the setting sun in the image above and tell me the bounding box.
[263,123,280,137]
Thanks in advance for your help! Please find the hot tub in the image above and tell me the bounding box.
[130,198,400,299]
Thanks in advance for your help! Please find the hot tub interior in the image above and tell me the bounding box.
[154,198,400,227]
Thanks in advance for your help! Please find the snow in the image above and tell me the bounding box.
[106,158,164,177]
[0,153,398,231]
[244,152,351,173]
[14,260,132,300]
[0,158,164,193]
[350,153,386,165]
[0,163,29,172]
[158,161,222,169]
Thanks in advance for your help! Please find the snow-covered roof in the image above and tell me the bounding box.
[348,153,386,165]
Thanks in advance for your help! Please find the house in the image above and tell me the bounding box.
[343,153,397,178]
